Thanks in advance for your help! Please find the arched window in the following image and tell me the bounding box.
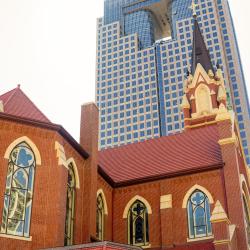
[187,190,212,239]
[96,194,104,240]
[128,200,149,246]
[243,196,250,245]
[64,163,76,246]
[0,142,36,237]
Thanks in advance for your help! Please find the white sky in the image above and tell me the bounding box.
[0,0,249,141]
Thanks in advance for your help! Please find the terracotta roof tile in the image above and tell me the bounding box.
[0,86,50,123]
[98,126,222,184]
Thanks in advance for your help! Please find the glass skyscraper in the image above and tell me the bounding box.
[95,0,250,165]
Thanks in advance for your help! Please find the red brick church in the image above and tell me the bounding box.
[0,16,249,250]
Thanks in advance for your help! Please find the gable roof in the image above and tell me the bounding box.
[98,125,223,186]
[0,86,51,123]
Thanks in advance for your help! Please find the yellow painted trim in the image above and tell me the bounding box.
[195,83,213,116]
[241,175,250,205]
[55,141,67,169]
[97,189,108,215]
[123,195,152,218]
[185,120,217,129]
[141,244,151,249]
[213,239,230,245]
[218,136,236,146]
[215,110,231,122]
[182,184,214,208]
[210,218,230,224]
[187,235,214,242]
[160,194,172,209]
[0,233,32,241]
[189,63,212,89]
[4,136,41,165]
[67,158,80,189]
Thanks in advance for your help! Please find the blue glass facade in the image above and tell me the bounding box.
[97,0,250,165]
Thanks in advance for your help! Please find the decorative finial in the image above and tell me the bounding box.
[17,84,21,89]
[189,0,198,17]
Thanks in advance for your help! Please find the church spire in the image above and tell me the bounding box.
[191,2,214,74]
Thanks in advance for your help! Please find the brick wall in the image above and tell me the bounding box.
[97,169,225,248]
[0,119,86,250]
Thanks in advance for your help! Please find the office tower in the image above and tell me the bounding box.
[95,0,250,165]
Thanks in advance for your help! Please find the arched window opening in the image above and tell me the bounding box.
[96,194,104,240]
[64,163,76,246]
[187,190,212,239]
[243,196,250,245]
[128,200,149,246]
[1,142,36,237]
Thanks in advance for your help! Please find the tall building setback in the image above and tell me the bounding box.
[96,0,250,165]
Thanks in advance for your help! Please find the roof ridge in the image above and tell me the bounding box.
[0,86,51,123]
[16,87,51,122]
[0,87,19,106]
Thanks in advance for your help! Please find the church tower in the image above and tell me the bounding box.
[181,9,250,250]
[181,13,228,130]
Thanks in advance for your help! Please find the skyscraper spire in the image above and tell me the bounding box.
[191,3,214,75]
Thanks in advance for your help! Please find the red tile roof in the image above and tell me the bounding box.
[157,242,215,250]
[0,86,50,123]
[44,241,141,250]
[98,125,223,185]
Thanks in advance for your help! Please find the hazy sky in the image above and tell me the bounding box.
[0,0,249,141]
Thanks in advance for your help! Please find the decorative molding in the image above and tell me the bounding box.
[210,90,216,95]
[185,120,217,129]
[210,200,230,223]
[182,184,214,208]
[187,235,214,243]
[123,195,152,218]
[191,108,218,119]
[218,136,236,146]
[141,244,151,249]
[189,63,211,89]
[195,83,213,117]
[0,100,4,112]
[213,239,230,245]
[160,194,172,209]
[190,95,195,100]
[55,141,67,169]
[0,233,32,241]
[4,136,41,165]
[97,189,108,215]
[217,85,226,102]
[181,94,190,109]
[229,224,236,241]
[67,158,81,189]
[215,104,231,122]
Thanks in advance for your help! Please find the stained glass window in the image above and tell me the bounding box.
[64,163,76,246]
[187,190,212,239]
[1,142,36,237]
[96,194,104,240]
[128,200,149,246]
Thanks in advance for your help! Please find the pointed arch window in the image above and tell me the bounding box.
[64,163,76,246]
[187,190,212,239]
[128,200,149,246]
[243,196,250,245]
[1,142,36,237]
[96,194,104,240]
